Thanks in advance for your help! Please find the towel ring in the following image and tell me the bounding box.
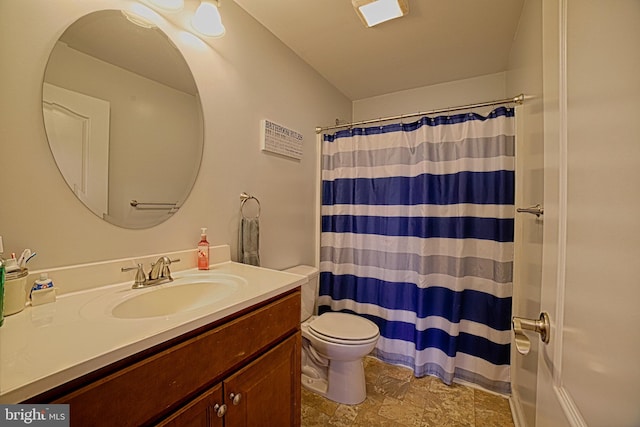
[240,192,261,219]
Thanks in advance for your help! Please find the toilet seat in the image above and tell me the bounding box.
[308,312,379,344]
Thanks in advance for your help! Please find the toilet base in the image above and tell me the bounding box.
[326,359,367,405]
[301,373,328,395]
[302,358,367,405]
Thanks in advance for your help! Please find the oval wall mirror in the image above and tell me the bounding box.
[42,9,203,229]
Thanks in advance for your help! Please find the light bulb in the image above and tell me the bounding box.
[191,1,225,37]
[123,4,162,28]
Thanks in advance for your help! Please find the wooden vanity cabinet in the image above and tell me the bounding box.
[33,289,301,427]
[160,333,299,427]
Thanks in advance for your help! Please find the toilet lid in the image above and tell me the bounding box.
[309,312,379,341]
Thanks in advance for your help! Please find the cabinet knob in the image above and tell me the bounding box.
[229,392,242,405]
[213,403,227,418]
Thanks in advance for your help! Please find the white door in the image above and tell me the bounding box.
[42,83,110,218]
[535,1,640,425]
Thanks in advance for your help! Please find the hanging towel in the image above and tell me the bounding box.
[238,217,260,266]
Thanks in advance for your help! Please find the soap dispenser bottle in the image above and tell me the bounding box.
[198,228,209,270]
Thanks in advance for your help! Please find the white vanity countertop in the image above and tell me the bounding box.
[0,261,305,403]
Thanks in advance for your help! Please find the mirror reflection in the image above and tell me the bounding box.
[42,10,203,229]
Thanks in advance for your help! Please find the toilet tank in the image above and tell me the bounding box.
[284,265,319,322]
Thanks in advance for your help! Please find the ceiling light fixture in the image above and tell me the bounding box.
[352,0,409,28]
[191,0,225,38]
[122,4,162,29]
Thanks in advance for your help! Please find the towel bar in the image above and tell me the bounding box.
[130,200,179,211]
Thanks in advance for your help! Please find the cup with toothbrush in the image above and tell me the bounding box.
[2,249,37,316]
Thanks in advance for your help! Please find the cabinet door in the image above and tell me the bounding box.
[224,334,301,427]
[157,384,224,427]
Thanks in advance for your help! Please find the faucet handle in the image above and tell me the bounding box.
[161,258,180,279]
[153,257,180,266]
[122,263,147,288]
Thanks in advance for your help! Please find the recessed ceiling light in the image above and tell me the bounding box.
[352,0,409,28]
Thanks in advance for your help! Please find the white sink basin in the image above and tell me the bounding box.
[112,281,234,319]
[80,272,248,320]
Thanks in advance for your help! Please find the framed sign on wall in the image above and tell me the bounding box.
[260,119,303,160]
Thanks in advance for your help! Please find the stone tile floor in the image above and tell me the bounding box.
[301,357,515,427]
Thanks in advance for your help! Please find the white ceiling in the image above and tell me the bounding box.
[234,0,525,100]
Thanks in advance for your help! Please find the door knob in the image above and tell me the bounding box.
[512,312,550,355]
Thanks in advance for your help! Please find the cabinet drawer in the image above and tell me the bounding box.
[54,291,300,427]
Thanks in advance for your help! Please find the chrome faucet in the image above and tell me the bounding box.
[121,257,181,289]
[149,256,179,281]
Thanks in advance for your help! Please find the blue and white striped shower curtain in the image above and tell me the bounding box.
[319,107,514,394]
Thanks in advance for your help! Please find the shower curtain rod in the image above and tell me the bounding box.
[315,93,525,134]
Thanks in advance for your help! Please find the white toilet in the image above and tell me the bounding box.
[284,265,380,405]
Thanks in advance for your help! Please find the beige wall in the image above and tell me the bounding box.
[352,72,507,121]
[0,0,351,272]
